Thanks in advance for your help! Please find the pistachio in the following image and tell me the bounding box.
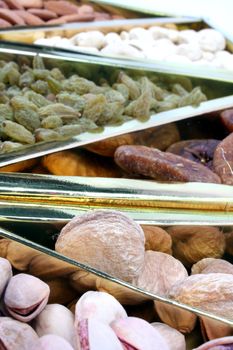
[0,257,12,298]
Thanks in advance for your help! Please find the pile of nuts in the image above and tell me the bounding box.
[0,0,122,28]
[0,209,232,349]
[35,27,233,71]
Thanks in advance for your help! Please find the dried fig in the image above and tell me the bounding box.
[55,210,145,282]
[213,132,233,185]
[114,145,221,183]
[142,225,172,254]
[220,109,233,132]
[166,139,220,169]
[167,226,225,267]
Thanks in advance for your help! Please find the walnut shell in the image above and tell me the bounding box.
[142,225,172,254]
[167,226,225,267]
[55,210,145,282]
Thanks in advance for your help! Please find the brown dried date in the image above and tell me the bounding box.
[213,132,233,185]
[220,109,233,132]
[166,139,220,169]
[114,145,221,183]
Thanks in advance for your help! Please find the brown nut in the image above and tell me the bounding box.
[78,5,94,16]
[0,8,25,25]
[20,0,43,8]
[0,18,12,27]
[0,158,38,172]
[0,1,9,9]
[44,1,79,15]
[191,258,233,275]
[141,225,172,254]
[27,8,57,20]
[55,210,145,282]
[56,13,95,23]
[167,226,225,267]
[114,145,221,183]
[134,123,180,151]
[225,230,233,255]
[220,109,233,132]
[42,150,122,177]
[15,10,44,25]
[4,0,24,10]
[85,133,135,157]
[213,132,233,185]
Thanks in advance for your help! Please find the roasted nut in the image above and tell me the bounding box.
[114,145,221,183]
[4,0,24,10]
[142,225,172,254]
[225,230,233,255]
[15,10,44,25]
[167,226,225,267]
[28,8,57,20]
[191,258,233,275]
[0,8,25,25]
[20,0,43,8]
[0,158,38,172]
[44,1,79,15]
[166,139,220,169]
[55,210,145,282]
[85,133,135,157]
[45,278,77,305]
[213,132,233,185]
[42,150,122,177]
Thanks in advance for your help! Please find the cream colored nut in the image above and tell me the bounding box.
[101,42,144,59]
[104,32,122,46]
[148,26,171,40]
[176,43,202,61]
[202,51,215,62]
[129,27,153,41]
[120,30,129,40]
[55,210,145,282]
[191,258,233,275]
[198,28,226,52]
[72,31,105,49]
[72,46,99,54]
[177,29,199,44]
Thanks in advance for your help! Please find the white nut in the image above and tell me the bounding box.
[176,43,202,61]
[198,28,226,52]
[104,32,122,46]
[72,46,99,54]
[72,31,105,49]
[101,42,144,59]
[128,27,153,41]
[177,30,199,44]
[120,31,129,40]
[202,51,215,61]
[148,26,171,40]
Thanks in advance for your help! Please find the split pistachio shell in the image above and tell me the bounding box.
[75,291,127,326]
[33,334,75,350]
[168,273,233,319]
[200,317,233,341]
[4,273,50,322]
[134,251,196,333]
[151,322,186,350]
[0,316,38,350]
[0,257,12,298]
[193,336,233,349]
[33,304,76,348]
[77,318,124,350]
[111,316,169,350]
[55,210,145,282]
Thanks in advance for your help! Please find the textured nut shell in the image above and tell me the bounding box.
[75,291,127,326]
[42,150,122,177]
[33,334,74,350]
[167,226,225,267]
[0,317,38,349]
[4,273,50,322]
[225,230,233,255]
[0,257,12,297]
[55,210,145,282]
[168,273,233,318]
[191,258,233,275]
[111,317,169,350]
[142,225,172,254]
[85,133,135,157]
[151,322,186,350]
[33,304,76,348]
[193,336,233,349]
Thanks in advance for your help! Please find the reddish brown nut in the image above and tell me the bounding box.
[0,18,11,27]
[141,225,172,254]
[166,139,220,169]
[44,1,79,15]
[78,5,94,15]
[94,11,112,21]
[15,10,44,25]
[114,145,221,184]
[220,109,233,132]
[46,17,66,25]
[0,1,9,9]
[213,132,233,185]
[57,13,95,23]
[28,8,57,20]
[20,0,43,8]
[4,0,24,10]
[0,9,25,25]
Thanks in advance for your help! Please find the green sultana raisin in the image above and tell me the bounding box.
[1,120,35,144]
